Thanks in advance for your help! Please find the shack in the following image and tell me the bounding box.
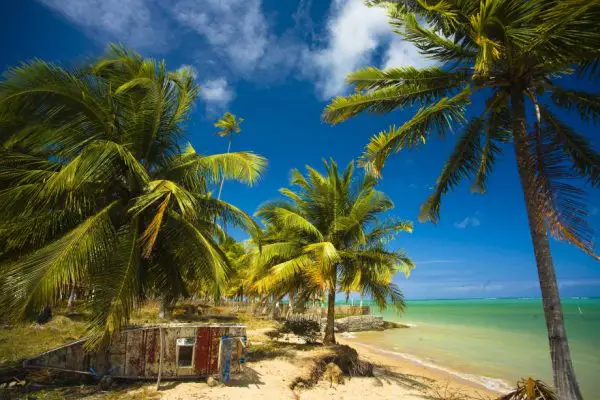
[23,323,247,382]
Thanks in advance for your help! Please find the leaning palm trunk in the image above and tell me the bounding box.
[67,288,76,311]
[511,88,583,400]
[323,287,336,345]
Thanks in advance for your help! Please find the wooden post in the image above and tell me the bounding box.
[156,327,164,390]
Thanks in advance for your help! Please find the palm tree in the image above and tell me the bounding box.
[323,1,600,398]
[251,160,414,344]
[214,112,244,200]
[0,45,266,345]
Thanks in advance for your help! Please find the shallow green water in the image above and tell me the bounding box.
[346,298,600,398]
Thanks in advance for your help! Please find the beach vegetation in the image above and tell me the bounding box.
[249,160,414,344]
[323,1,600,398]
[0,44,266,346]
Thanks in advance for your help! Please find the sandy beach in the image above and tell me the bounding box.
[123,328,502,400]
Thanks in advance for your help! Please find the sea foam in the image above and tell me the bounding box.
[349,341,513,393]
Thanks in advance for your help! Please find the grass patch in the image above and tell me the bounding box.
[0,315,87,368]
[234,312,277,330]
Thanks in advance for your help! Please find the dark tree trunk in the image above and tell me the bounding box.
[323,287,336,345]
[510,87,583,400]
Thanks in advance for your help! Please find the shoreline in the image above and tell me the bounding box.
[337,334,508,398]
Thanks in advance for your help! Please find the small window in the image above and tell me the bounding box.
[176,337,195,367]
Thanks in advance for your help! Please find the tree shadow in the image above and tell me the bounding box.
[157,381,181,391]
[225,366,264,389]
[371,365,433,391]
[247,342,320,362]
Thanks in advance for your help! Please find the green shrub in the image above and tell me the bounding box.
[278,320,321,344]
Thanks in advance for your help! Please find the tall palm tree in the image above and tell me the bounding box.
[214,112,244,200]
[323,1,600,398]
[0,45,266,345]
[251,160,414,344]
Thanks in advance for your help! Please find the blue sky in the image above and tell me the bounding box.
[2,0,599,300]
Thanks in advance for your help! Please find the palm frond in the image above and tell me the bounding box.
[531,111,598,260]
[361,87,471,176]
[540,106,600,187]
[324,70,468,125]
[0,201,119,321]
[395,13,477,63]
[549,86,600,123]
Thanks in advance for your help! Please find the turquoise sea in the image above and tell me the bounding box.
[345,298,600,398]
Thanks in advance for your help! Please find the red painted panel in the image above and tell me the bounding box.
[208,327,221,374]
[194,328,210,375]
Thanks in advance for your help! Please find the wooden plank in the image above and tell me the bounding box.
[90,349,110,376]
[47,348,67,369]
[125,330,145,376]
[208,327,221,374]
[194,327,210,375]
[66,342,85,371]
[108,331,127,376]
[178,327,196,338]
[145,328,159,377]
[160,328,177,377]
[219,336,233,382]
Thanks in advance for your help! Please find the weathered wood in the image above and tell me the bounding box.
[161,328,177,377]
[156,327,163,390]
[109,331,127,376]
[125,330,145,376]
[208,327,221,374]
[66,342,84,371]
[23,324,247,380]
[145,328,159,377]
[194,328,210,375]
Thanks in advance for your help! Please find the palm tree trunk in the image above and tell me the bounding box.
[510,87,583,400]
[217,138,232,200]
[159,298,170,319]
[323,287,336,345]
[67,287,76,311]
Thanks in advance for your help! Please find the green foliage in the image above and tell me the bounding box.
[276,320,321,344]
[247,160,414,342]
[214,111,244,138]
[0,44,266,344]
[323,0,600,259]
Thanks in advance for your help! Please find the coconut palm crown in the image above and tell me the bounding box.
[323,1,600,398]
[251,160,414,344]
[0,45,266,345]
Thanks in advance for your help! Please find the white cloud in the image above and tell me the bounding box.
[171,0,269,73]
[304,0,430,98]
[37,0,430,101]
[38,0,168,50]
[383,36,432,69]
[454,216,481,229]
[199,78,235,116]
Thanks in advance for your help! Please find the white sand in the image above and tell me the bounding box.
[123,329,500,399]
